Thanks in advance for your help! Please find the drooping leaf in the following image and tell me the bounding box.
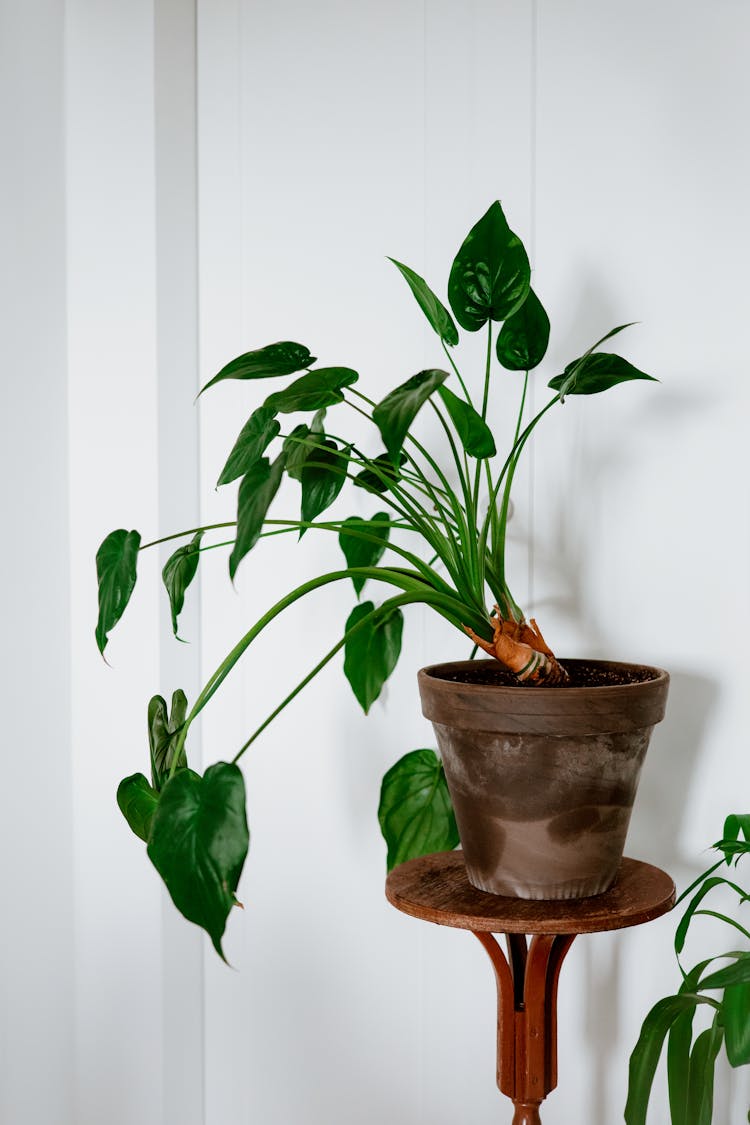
[549,352,657,397]
[338,513,391,595]
[117,773,159,843]
[372,369,448,461]
[217,406,281,486]
[700,954,750,991]
[263,367,358,413]
[625,995,704,1125]
[148,689,188,789]
[495,287,550,371]
[95,528,141,655]
[676,877,744,954]
[229,453,286,580]
[162,532,203,640]
[378,748,459,870]
[685,1017,723,1125]
[300,440,348,528]
[147,762,249,960]
[447,201,530,332]
[667,960,713,1125]
[354,452,406,494]
[199,341,315,396]
[343,601,404,713]
[437,385,496,458]
[283,410,328,482]
[388,257,458,346]
[724,980,750,1067]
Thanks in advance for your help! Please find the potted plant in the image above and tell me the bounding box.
[98,200,668,958]
[626,813,750,1124]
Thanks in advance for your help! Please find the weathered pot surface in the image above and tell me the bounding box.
[418,659,669,901]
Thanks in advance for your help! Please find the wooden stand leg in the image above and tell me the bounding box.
[474,931,575,1122]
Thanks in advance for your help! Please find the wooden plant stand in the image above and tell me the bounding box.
[386,852,674,1124]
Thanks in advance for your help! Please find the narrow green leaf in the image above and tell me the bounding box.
[229,453,286,580]
[147,762,249,960]
[388,257,458,346]
[378,748,459,871]
[199,341,315,396]
[263,367,358,413]
[701,954,750,991]
[719,814,750,864]
[437,385,496,458]
[676,877,747,954]
[372,369,448,461]
[95,528,141,655]
[447,201,530,332]
[668,961,713,1125]
[338,513,390,595]
[354,452,406,494]
[549,352,657,397]
[495,287,550,371]
[343,601,404,713]
[625,995,703,1125]
[217,406,281,486]
[117,773,159,843]
[162,532,203,640]
[300,440,348,528]
[686,1018,723,1125]
[724,980,750,1066]
[148,689,188,790]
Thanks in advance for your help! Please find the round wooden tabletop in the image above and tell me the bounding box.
[386,851,675,935]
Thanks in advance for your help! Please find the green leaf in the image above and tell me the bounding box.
[147,762,249,959]
[372,369,448,461]
[437,385,496,458]
[700,954,750,991]
[625,995,704,1125]
[229,453,286,580]
[95,528,141,655]
[343,601,404,713]
[300,440,348,528]
[719,814,750,864]
[668,961,713,1125]
[724,980,750,1066]
[676,877,747,954]
[388,257,458,346]
[495,287,550,371]
[548,352,657,397]
[378,748,459,871]
[447,201,530,332]
[162,532,203,640]
[263,367,358,413]
[217,406,281,486]
[199,341,315,396]
[283,410,328,481]
[354,452,406,494]
[148,689,188,789]
[685,1017,723,1125]
[117,773,159,843]
[338,513,391,595]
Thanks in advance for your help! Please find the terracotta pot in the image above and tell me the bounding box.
[418,659,669,900]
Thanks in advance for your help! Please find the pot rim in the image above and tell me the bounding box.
[419,657,669,696]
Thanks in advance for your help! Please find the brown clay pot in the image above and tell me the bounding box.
[418,659,669,900]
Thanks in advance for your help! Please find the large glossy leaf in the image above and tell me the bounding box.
[372,369,448,461]
[217,406,281,486]
[95,528,141,655]
[388,257,458,346]
[354,452,406,494]
[549,352,656,397]
[229,453,286,579]
[625,995,703,1125]
[343,601,404,713]
[378,748,459,870]
[338,513,390,596]
[723,980,750,1066]
[437,385,496,458]
[199,341,315,396]
[300,439,348,527]
[148,689,188,789]
[495,287,550,371]
[147,762,249,959]
[685,1018,723,1125]
[263,367,358,413]
[162,532,203,640]
[447,201,530,331]
[117,772,159,843]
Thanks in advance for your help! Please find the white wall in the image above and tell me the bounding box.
[3,1,749,1123]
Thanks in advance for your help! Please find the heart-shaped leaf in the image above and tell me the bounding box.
[147,762,249,959]
[117,772,159,843]
[378,748,459,870]
[95,528,141,655]
[199,341,315,396]
[229,453,286,579]
[372,369,448,461]
[300,440,348,528]
[496,287,550,371]
[283,410,327,481]
[264,367,358,413]
[217,406,281,486]
[148,689,188,789]
[549,353,657,397]
[343,601,403,713]
[338,513,391,595]
[388,257,458,346]
[447,201,530,331]
[437,385,496,458]
[162,532,203,640]
[354,452,406,494]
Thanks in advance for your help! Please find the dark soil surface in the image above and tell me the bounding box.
[437,660,658,688]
